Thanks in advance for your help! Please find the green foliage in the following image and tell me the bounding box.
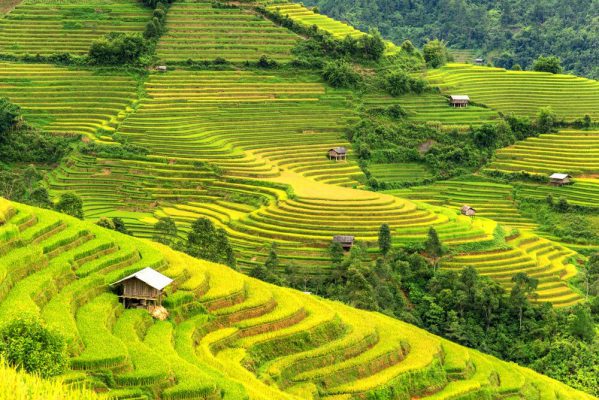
[80,142,149,160]
[536,106,558,133]
[304,0,598,79]
[0,166,52,209]
[251,243,284,285]
[55,192,84,219]
[0,126,74,163]
[383,69,427,96]
[378,223,391,255]
[532,55,563,74]
[88,33,150,66]
[423,39,449,68]
[153,217,178,245]
[184,218,236,269]
[0,98,21,137]
[0,318,68,378]
[322,60,360,88]
[96,217,130,235]
[424,227,444,267]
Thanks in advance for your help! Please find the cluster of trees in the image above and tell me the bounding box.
[0,318,68,378]
[351,103,574,188]
[303,0,598,79]
[96,217,130,235]
[267,225,598,395]
[88,1,171,65]
[153,216,236,269]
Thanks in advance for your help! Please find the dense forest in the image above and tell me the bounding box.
[303,0,599,79]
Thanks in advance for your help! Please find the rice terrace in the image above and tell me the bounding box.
[0,0,597,399]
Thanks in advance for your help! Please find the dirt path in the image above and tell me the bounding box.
[0,0,22,14]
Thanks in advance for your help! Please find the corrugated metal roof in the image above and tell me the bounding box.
[333,235,355,242]
[550,173,571,180]
[329,147,347,154]
[450,95,470,101]
[112,267,173,291]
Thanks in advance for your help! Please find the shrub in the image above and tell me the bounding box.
[55,192,84,219]
[0,318,68,378]
[536,106,558,133]
[0,98,21,138]
[322,60,360,88]
[532,55,562,74]
[423,39,449,68]
[88,33,149,65]
[384,69,427,96]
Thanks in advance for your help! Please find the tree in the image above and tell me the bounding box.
[0,98,21,139]
[568,305,595,342]
[0,318,67,378]
[264,242,279,272]
[96,217,115,230]
[322,61,360,88]
[359,28,385,60]
[88,33,149,65]
[400,39,415,53]
[185,218,236,268]
[423,39,448,68]
[153,217,178,245]
[112,217,130,235]
[378,223,391,255]
[424,227,444,269]
[532,55,562,74]
[55,193,83,219]
[329,241,345,267]
[510,272,538,332]
[536,106,558,133]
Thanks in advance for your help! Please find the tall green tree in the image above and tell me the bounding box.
[424,227,444,269]
[55,193,83,219]
[0,98,21,139]
[532,55,562,74]
[378,223,392,255]
[510,272,538,332]
[423,39,448,68]
[153,217,178,245]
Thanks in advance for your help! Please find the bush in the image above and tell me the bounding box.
[88,33,149,65]
[322,60,360,88]
[532,55,562,74]
[0,318,68,378]
[55,192,84,219]
[384,69,427,96]
[536,106,558,133]
[0,98,21,138]
[423,39,449,68]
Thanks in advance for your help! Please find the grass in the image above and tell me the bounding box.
[0,0,151,56]
[0,199,595,399]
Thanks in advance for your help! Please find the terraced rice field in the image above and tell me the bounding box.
[443,232,582,307]
[489,129,599,176]
[368,162,433,185]
[0,197,593,400]
[387,178,537,229]
[266,2,364,39]
[0,0,151,56]
[426,64,599,121]
[0,62,138,137]
[157,1,301,62]
[363,93,499,130]
[264,2,399,54]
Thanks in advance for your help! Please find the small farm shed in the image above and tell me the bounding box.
[549,173,572,186]
[155,65,167,72]
[328,147,347,161]
[460,205,476,217]
[474,58,484,65]
[333,235,355,251]
[111,267,173,309]
[449,95,470,107]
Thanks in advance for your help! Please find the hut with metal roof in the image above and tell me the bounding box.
[549,173,572,186]
[111,267,173,309]
[460,205,476,217]
[449,95,470,107]
[333,235,355,251]
[328,147,347,161]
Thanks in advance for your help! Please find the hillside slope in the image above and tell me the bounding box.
[0,197,595,400]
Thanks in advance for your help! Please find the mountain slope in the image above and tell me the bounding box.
[0,197,595,400]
